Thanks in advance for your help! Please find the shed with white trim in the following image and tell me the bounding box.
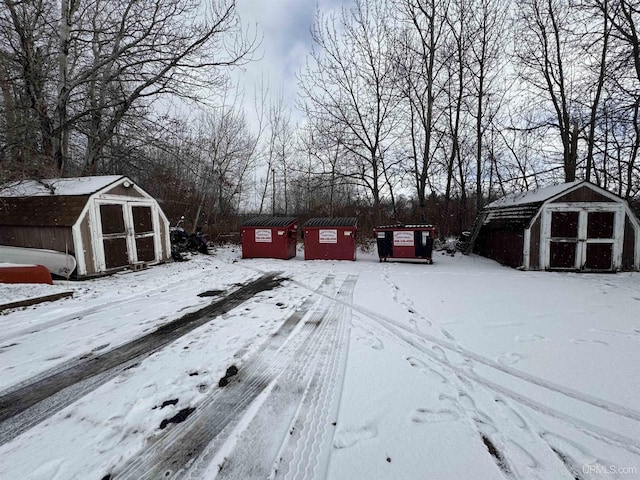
[0,175,171,277]
[468,181,640,271]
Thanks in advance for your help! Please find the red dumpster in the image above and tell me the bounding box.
[303,217,357,261]
[374,224,437,264]
[241,217,298,259]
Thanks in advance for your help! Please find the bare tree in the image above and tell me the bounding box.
[467,0,509,210]
[299,0,402,221]
[0,0,256,177]
[590,0,640,198]
[515,0,581,182]
[395,0,450,220]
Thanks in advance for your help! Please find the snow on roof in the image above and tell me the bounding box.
[484,180,583,209]
[0,176,124,197]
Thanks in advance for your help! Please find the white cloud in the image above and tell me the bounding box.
[233,0,352,124]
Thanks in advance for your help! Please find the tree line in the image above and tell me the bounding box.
[1,0,639,238]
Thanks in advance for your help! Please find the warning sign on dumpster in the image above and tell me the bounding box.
[319,229,338,244]
[255,229,272,243]
[393,231,414,247]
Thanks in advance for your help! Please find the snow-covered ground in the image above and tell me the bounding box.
[0,246,639,479]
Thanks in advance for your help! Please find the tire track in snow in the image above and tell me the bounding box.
[112,275,342,479]
[289,275,640,425]
[275,275,356,480]
[286,277,640,457]
[364,316,640,456]
[0,273,283,445]
[359,318,601,480]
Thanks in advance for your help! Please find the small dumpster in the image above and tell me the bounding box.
[302,217,358,261]
[374,224,437,264]
[241,216,298,259]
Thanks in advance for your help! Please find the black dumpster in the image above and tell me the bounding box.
[374,224,437,263]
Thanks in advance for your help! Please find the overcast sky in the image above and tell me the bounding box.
[234,0,350,124]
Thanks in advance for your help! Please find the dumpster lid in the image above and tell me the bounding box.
[303,217,358,228]
[374,224,437,230]
[242,216,298,227]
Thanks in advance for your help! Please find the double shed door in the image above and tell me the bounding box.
[544,206,623,271]
[98,202,157,270]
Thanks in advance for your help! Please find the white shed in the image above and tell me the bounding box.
[0,175,171,278]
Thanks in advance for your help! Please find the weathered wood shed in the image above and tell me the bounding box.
[468,181,640,272]
[0,175,171,277]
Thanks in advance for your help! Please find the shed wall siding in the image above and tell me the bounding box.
[477,230,524,268]
[551,186,615,204]
[103,184,145,198]
[0,225,74,253]
[529,216,541,269]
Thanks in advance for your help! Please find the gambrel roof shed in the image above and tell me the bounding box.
[0,175,171,277]
[468,181,640,272]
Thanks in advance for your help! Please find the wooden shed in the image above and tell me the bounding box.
[468,181,640,272]
[0,175,171,278]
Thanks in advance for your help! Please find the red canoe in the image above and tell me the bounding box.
[0,264,53,285]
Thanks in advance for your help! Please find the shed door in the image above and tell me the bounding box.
[549,211,579,269]
[583,211,614,271]
[546,208,619,271]
[100,204,129,269]
[132,206,156,262]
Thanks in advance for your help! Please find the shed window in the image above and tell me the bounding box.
[132,206,153,233]
[587,211,614,238]
[100,204,125,234]
[551,211,578,238]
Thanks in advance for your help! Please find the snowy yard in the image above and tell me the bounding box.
[0,247,639,479]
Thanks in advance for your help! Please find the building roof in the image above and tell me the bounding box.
[484,181,583,209]
[0,175,143,227]
[242,216,298,227]
[0,175,123,197]
[303,217,358,228]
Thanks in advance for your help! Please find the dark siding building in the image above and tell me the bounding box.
[468,181,640,272]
